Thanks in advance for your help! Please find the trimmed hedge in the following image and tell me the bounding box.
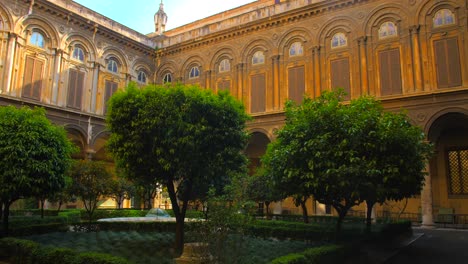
[270,245,346,264]
[0,237,131,264]
[79,209,147,221]
[8,223,68,237]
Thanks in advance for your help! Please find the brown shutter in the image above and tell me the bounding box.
[434,38,462,88]
[104,80,112,114]
[446,38,462,87]
[251,74,266,113]
[330,58,350,100]
[104,81,118,114]
[379,49,402,96]
[67,69,78,108]
[32,59,43,100]
[22,56,34,98]
[75,71,85,109]
[288,66,305,104]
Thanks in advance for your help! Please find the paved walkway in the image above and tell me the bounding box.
[382,227,468,264]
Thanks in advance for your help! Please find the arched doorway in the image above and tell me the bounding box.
[427,112,468,215]
[245,131,271,175]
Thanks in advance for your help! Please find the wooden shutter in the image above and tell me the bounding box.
[288,66,305,104]
[434,38,462,88]
[251,74,266,113]
[32,60,43,100]
[104,80,118,114]
[379,49,402,96]
[330,58,350,100]
[22,56,43,100]
[22,56,35,98]
[67,69,85,109]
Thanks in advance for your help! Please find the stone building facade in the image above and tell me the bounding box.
[1,0,467,225]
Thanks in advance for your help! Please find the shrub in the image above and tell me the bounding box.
[0,238,131,264]
[270,244,345,264]
[380,220,412,238]
[77,252,130,264]
[33,247,78,264]
[80,209,147,221]
[9,223,68,236]
[270,253,307,264]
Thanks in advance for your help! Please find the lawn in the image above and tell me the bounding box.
[24,231,312,264]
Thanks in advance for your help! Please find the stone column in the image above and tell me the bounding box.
[312,46,321,97]
[125,73,132,86]
[357,36,369,95]
[410,25,423,92]
[271,55,280,110]
[90,62,100,113]
[236,63,244,101]
[421,162,435,228]
[51,48,63,105]
[204,70,211,91]
[4,33,17,94]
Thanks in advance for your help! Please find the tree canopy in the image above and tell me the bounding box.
[261,91,432,230]
[0,106,75,234]
[68,160,113,222]
[106,83,250,251]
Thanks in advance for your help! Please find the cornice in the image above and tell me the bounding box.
[29,0,156,58]
[158,0,370,57]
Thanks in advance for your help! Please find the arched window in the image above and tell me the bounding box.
[289,42,304,56]
[72,46,85,62]
[137,70,147,83]
[219,59,231,73]
[163,73,172,83]
[378,22,398,39]
[252,51,265,65]
[30,31,45,48]
[433,9,455,27]
[107,58,118,73]
[189,66,200,79]
[331,33,347,48]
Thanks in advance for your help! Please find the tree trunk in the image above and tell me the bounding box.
[265,201,270,219]
[40,198,45,219]
[0,200,3,220]
[2,202,11,237]
[397,198,409,221]
[300,200,309,224]
[366,200,375,230]
[167,178,191,254]
[56,201,63,213]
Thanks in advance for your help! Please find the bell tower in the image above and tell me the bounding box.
[154,0,168,35]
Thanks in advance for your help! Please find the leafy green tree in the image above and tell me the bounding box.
[246,171,282,219]
[108,174,135,209]
[47,176,75,213]
[262,91,431,231]
[0,106,75,235]
[68,160,113,222]
[362,110,432,227]
[107,83,250,252]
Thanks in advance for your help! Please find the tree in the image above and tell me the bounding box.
[68,160,113,222]
[262,91,432,231]
[362,110,432,227]
[0,106,75,235]
[246,171,282,219]
[47,176,75,213]
[108,173,135,209]
[107,83,250,252]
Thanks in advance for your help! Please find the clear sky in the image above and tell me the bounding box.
[73,0,255,34]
